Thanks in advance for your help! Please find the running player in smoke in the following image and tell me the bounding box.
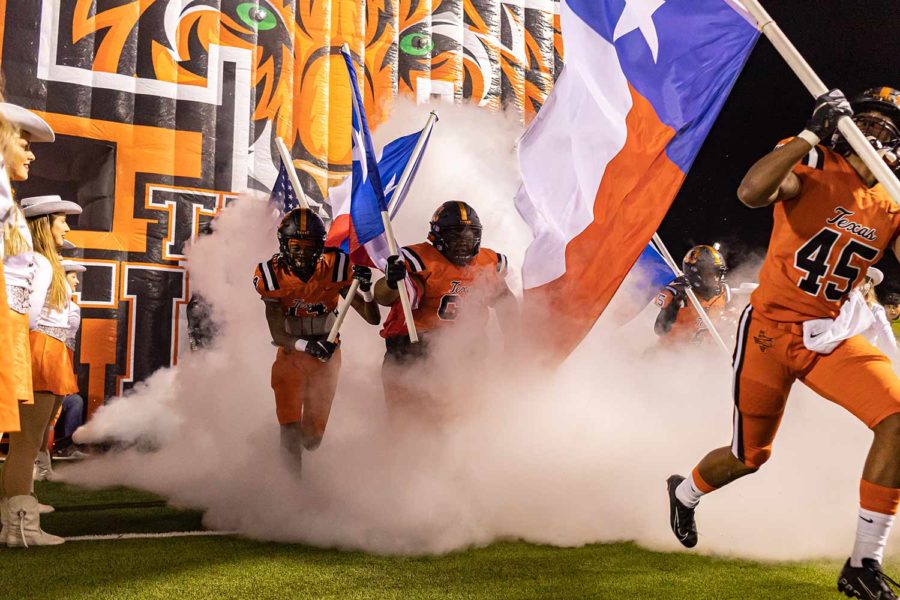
[254,208,380,467]
[666,87,900,598]
[654,245,731,346]
[374,201,518,418]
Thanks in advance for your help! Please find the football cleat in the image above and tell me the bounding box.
[838,559,899,599]
[667,475,698,548]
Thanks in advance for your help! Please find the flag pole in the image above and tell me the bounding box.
[388,111,438,217]
[328,113,438,344]
[274,136,311,210]
[741,0,900,203]
[327,279,360,344]
[381,214,419,343]
[652,233,730,355]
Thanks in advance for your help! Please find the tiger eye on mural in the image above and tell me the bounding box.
[0,0,562,413]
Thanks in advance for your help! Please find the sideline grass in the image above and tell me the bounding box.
[1,482,884,600]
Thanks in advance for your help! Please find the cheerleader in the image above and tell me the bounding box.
[0,107,59,548]
[33,258,85,481]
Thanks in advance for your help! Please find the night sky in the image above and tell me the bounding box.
[660,0,900,291]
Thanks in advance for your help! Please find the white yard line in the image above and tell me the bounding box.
[65,530,237,542]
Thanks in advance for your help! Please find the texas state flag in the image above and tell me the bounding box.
[516,0,758,359]
[325,129,431,252]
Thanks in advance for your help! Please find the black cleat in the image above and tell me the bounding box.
[666,475,698,548]
[838,559,899,599]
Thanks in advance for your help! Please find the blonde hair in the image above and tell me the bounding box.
[28,215,67,310]
[1,117,29,257]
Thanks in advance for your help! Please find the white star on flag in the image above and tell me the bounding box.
[613,0,665,63]
[382,174,398,198]
[351,128,367,180]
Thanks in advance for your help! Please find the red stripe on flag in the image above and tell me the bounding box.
[524,86,685,360]
[325,214,351,248]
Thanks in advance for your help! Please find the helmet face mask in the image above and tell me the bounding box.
[283,238,324,277]
[428,201,483,266]
[831,88,900,176]
[435,225,482,266]
[277,208,326,279]
[682,245,727,299]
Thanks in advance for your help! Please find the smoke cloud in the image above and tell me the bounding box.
[68,101,887,561]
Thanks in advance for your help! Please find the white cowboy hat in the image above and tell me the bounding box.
[61,239,76,250]
[21,195,82,218]
[867,266,884,286]
[0,103,54,142]
[61,260,85,273]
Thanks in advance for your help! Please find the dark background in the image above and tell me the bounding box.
[661,0,900,292]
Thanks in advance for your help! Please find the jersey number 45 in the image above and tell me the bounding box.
[794,227,879,301]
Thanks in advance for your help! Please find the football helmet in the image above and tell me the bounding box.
[428,201,483,266]
[682,245,727,298]
[277,208,327,279]
[833,87,900,174]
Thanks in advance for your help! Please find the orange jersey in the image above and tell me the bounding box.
[253,249,351,316]
[655,284,730,345]
[381,242,509,338]
[751,144,900,323]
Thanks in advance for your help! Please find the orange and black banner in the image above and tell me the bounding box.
[0,0,562,414]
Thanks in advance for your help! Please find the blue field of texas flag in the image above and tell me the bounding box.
[516,0,758,358]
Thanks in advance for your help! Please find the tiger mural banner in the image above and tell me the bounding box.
[0,0,561,415]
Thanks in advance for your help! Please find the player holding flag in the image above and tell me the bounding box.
[667,87,900,598]
[374,201,519,418]
[254,175,379,467]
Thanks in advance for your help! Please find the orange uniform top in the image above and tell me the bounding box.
[253,248,351,316]
[655,284,730,345]
[751,143,900,323]
[381,242,509,339]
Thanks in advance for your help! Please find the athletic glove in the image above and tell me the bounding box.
[668,275,690,300]
[297,339,337,362]
[385,255,407,290]
[801,88,852,146]
[352,265,373,292]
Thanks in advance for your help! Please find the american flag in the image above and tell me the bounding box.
[269,161,300,213]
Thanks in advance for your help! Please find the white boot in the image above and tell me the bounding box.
[6,495,64,547]
[0,497,8,545]
[33,450,54,482]
[37,501,55,514]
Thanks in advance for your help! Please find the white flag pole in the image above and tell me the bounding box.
[328,112,438,344]
[274,136,311,210]
[388,111,438,217]
[327,279,360,344]
[652,233,731,355]
[381,214,419,343]
[742,0,900,203]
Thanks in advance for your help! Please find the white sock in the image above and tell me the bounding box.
[675,473,707,509]
[850,508,894,567]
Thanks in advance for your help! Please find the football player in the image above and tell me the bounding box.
[373,201,518,417]
[666,88,900,598]
[254,208,380,465]
[654,245,731,346]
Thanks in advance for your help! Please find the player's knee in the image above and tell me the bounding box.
[740,449,769,471]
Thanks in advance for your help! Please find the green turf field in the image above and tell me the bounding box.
[0,481,885,599]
